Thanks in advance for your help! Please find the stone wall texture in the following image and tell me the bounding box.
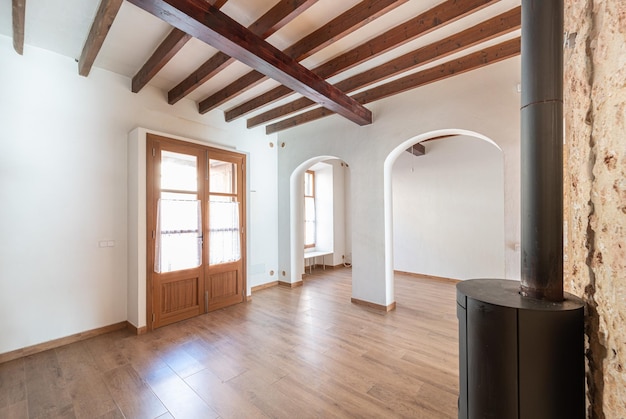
[564,0,626,418]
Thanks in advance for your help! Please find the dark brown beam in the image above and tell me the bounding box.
[132,29,191,93]
[266,38,521,134]
[406,143,426,156]
[248,0,316,39]
[168,0,317,104]
[12,0,26,55]
[198,0,407,114]
[132,0,229,93]
[246,6,520,128]
[78,0,123,77]
[208,0,228,7]
[231,0,499,122]
[128,0,371,125]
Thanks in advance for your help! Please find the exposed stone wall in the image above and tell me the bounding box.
[564,1,626,418]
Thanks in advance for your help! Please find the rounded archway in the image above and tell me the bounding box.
[384,129,505,302]
[289,156,351,282]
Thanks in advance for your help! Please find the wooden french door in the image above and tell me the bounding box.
[204,150,245,311]
[147,134,246,329]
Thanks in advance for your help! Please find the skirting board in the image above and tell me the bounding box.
[251,281,279,293]
[126,321,148,336]
[0,321,134,364]
[279,280,303,288]
[394,270,460,284]
[351,298,396,312]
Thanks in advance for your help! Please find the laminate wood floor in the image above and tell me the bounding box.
[0,268,460,419]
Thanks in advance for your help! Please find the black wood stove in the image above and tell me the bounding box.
[456,1,585,417]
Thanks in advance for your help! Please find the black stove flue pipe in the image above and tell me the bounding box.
[520,0,564,302]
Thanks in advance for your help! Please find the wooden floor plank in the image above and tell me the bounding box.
[102,365,167,419]
[23,351,75,418]
[184,368,269,418]
[227,368,306,419]
[64,375,119,419]
[0,399,28,418]
[1,269,460,418]
[0,358,26,408]
[143,365,219,418]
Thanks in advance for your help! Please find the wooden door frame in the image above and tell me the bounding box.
[145,133,247,332]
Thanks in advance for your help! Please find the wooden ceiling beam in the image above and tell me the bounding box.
[132,0,231,93]
[12,0,26,55]
[208,0,228,7]
[247,6,520,128]
[127,0,371,125]
[197,0,407,114]
[132,29,191,93]
[231,0,500,123]
[168,0,317,105]
[266,38,521,134]
[78,0,124,77]
[132,0,229,93]
[406,143,426,156]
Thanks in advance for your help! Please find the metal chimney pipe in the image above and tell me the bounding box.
[520,0,564,301]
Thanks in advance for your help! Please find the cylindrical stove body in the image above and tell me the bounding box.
[457,279,584,419]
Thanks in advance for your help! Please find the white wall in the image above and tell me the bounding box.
[331,160,347,266]
[276,57,521,307]
[392,136,505,280]
[0,36,278,354]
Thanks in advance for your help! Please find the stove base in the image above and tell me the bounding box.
[456,279,585,419]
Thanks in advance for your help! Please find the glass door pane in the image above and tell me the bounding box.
[161,151,198,191]
[208,157,240,265]
[208,198,240,265]
[155,150,202,273]
[155,197,201,273]
[209,159,236,194]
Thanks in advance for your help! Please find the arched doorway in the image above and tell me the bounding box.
[383,129,505,300]
[289,156,351,283]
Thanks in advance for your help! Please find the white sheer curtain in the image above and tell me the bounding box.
[155,198,202,273]
[209,201,240,265]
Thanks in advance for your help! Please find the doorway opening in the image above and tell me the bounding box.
[146,134,247,330]
[383,129,505,299]
[290,157,352,283]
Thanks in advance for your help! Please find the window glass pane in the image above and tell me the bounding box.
[304,196,315,247]
[210,159,235,194]
[304,172,314,196]
[209,199,240,265]
[155,198,201,273]
[161,151,197,191]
